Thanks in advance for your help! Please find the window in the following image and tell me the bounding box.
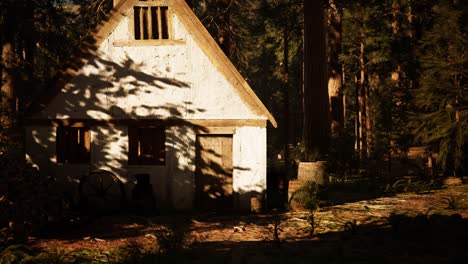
[56,126,91,164]
[128,126,166,165]
[133,4,170,40]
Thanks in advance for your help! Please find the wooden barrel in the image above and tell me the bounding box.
[297,161,328,185]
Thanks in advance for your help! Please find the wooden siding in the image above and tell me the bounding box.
[195,135,233,210]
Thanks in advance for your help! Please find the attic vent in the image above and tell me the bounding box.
[134,6,169,40]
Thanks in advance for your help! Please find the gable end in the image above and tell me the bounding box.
[32,0,277,128]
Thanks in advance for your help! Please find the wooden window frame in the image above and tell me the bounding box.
[130,1,173,41]
[56,126,91,164]
[128,126,166,166]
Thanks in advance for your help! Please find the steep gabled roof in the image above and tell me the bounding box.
[36,0,277,127]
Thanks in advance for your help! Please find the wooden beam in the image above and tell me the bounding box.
[113,39,185,46]
[25,119,268,128]
[133,0,168,7]
[148,6,153,39]
[139,7,144,39]
[196,127,236,134]
[171,0,278,127]
[157,7,163,39]
[30,0,277,129]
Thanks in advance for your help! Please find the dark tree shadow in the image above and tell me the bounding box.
[23,5,266,227]
[33,212,468,263]
[156,213,468,264]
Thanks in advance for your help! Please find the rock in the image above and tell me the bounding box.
[145,233,157,239]
[233,226,245,232]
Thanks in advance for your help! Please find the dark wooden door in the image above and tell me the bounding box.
[195,135,233,210]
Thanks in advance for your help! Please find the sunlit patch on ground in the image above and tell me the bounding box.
[18,184,468,263]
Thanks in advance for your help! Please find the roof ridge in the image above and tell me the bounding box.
[31,0,277,128]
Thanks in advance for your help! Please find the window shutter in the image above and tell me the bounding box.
[128,127,138,165]
[68,128,79,163]
[56,127,66,163]
[141,128,154,164]
[83,129,91,152]
[83,129,91,162]
[155,126,166,164]
[134,5,170,40]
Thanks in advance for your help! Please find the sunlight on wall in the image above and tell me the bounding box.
[28,5,271,211]
[84,89,91,100]
[92,126,128,184]
[233,127,267,207]
[32,130,47,148]
[55,114,71,119]
[25,154,39,170]
[86,110,112,119]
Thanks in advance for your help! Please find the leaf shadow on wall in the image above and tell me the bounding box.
[25,23,259,215]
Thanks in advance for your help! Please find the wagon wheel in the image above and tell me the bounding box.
[79,170,126,213]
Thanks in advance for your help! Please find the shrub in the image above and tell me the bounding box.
[384,178,440,195]
[444,193,465,210]
[0,160,76,244]
[290,181,322,236]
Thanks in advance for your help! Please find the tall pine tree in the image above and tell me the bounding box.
[412,0,467,175]
[303,0,330,156]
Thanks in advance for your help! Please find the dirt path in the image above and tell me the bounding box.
[26,184,468,263]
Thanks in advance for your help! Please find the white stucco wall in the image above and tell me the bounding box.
[25,126,90,181]
[233,127,267,210]
[25,125,266,211]
[26,6,269,211]
[42,14,265,122]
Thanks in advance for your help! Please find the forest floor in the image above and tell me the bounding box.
[18,180,468,263]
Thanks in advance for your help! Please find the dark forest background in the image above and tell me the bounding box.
[0,0,467,244]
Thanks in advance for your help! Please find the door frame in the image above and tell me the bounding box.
[194,131,235,211]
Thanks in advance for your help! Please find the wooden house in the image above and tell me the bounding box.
[25,0,276,211]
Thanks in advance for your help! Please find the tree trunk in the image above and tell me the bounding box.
[1,42,16,108]
[1,5,17,114]
[388,0,402,174]
[359,36,366,159]
[365,76,371,159]
[354,74,360,157]
[391,0,404,96]
[327,0,344,135]
[19,4,36,112]
[303,0,330,155]
[406,2,416,94]
[282,24,291,202]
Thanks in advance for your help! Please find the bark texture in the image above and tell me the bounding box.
[327,0,344,135]
[303,0,330,155]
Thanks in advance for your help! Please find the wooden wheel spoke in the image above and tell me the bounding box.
[99,176,105,192]
[88,182,103,195]
[80,170,124,211]
[103,184,114,193]
[103,179,117,193]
